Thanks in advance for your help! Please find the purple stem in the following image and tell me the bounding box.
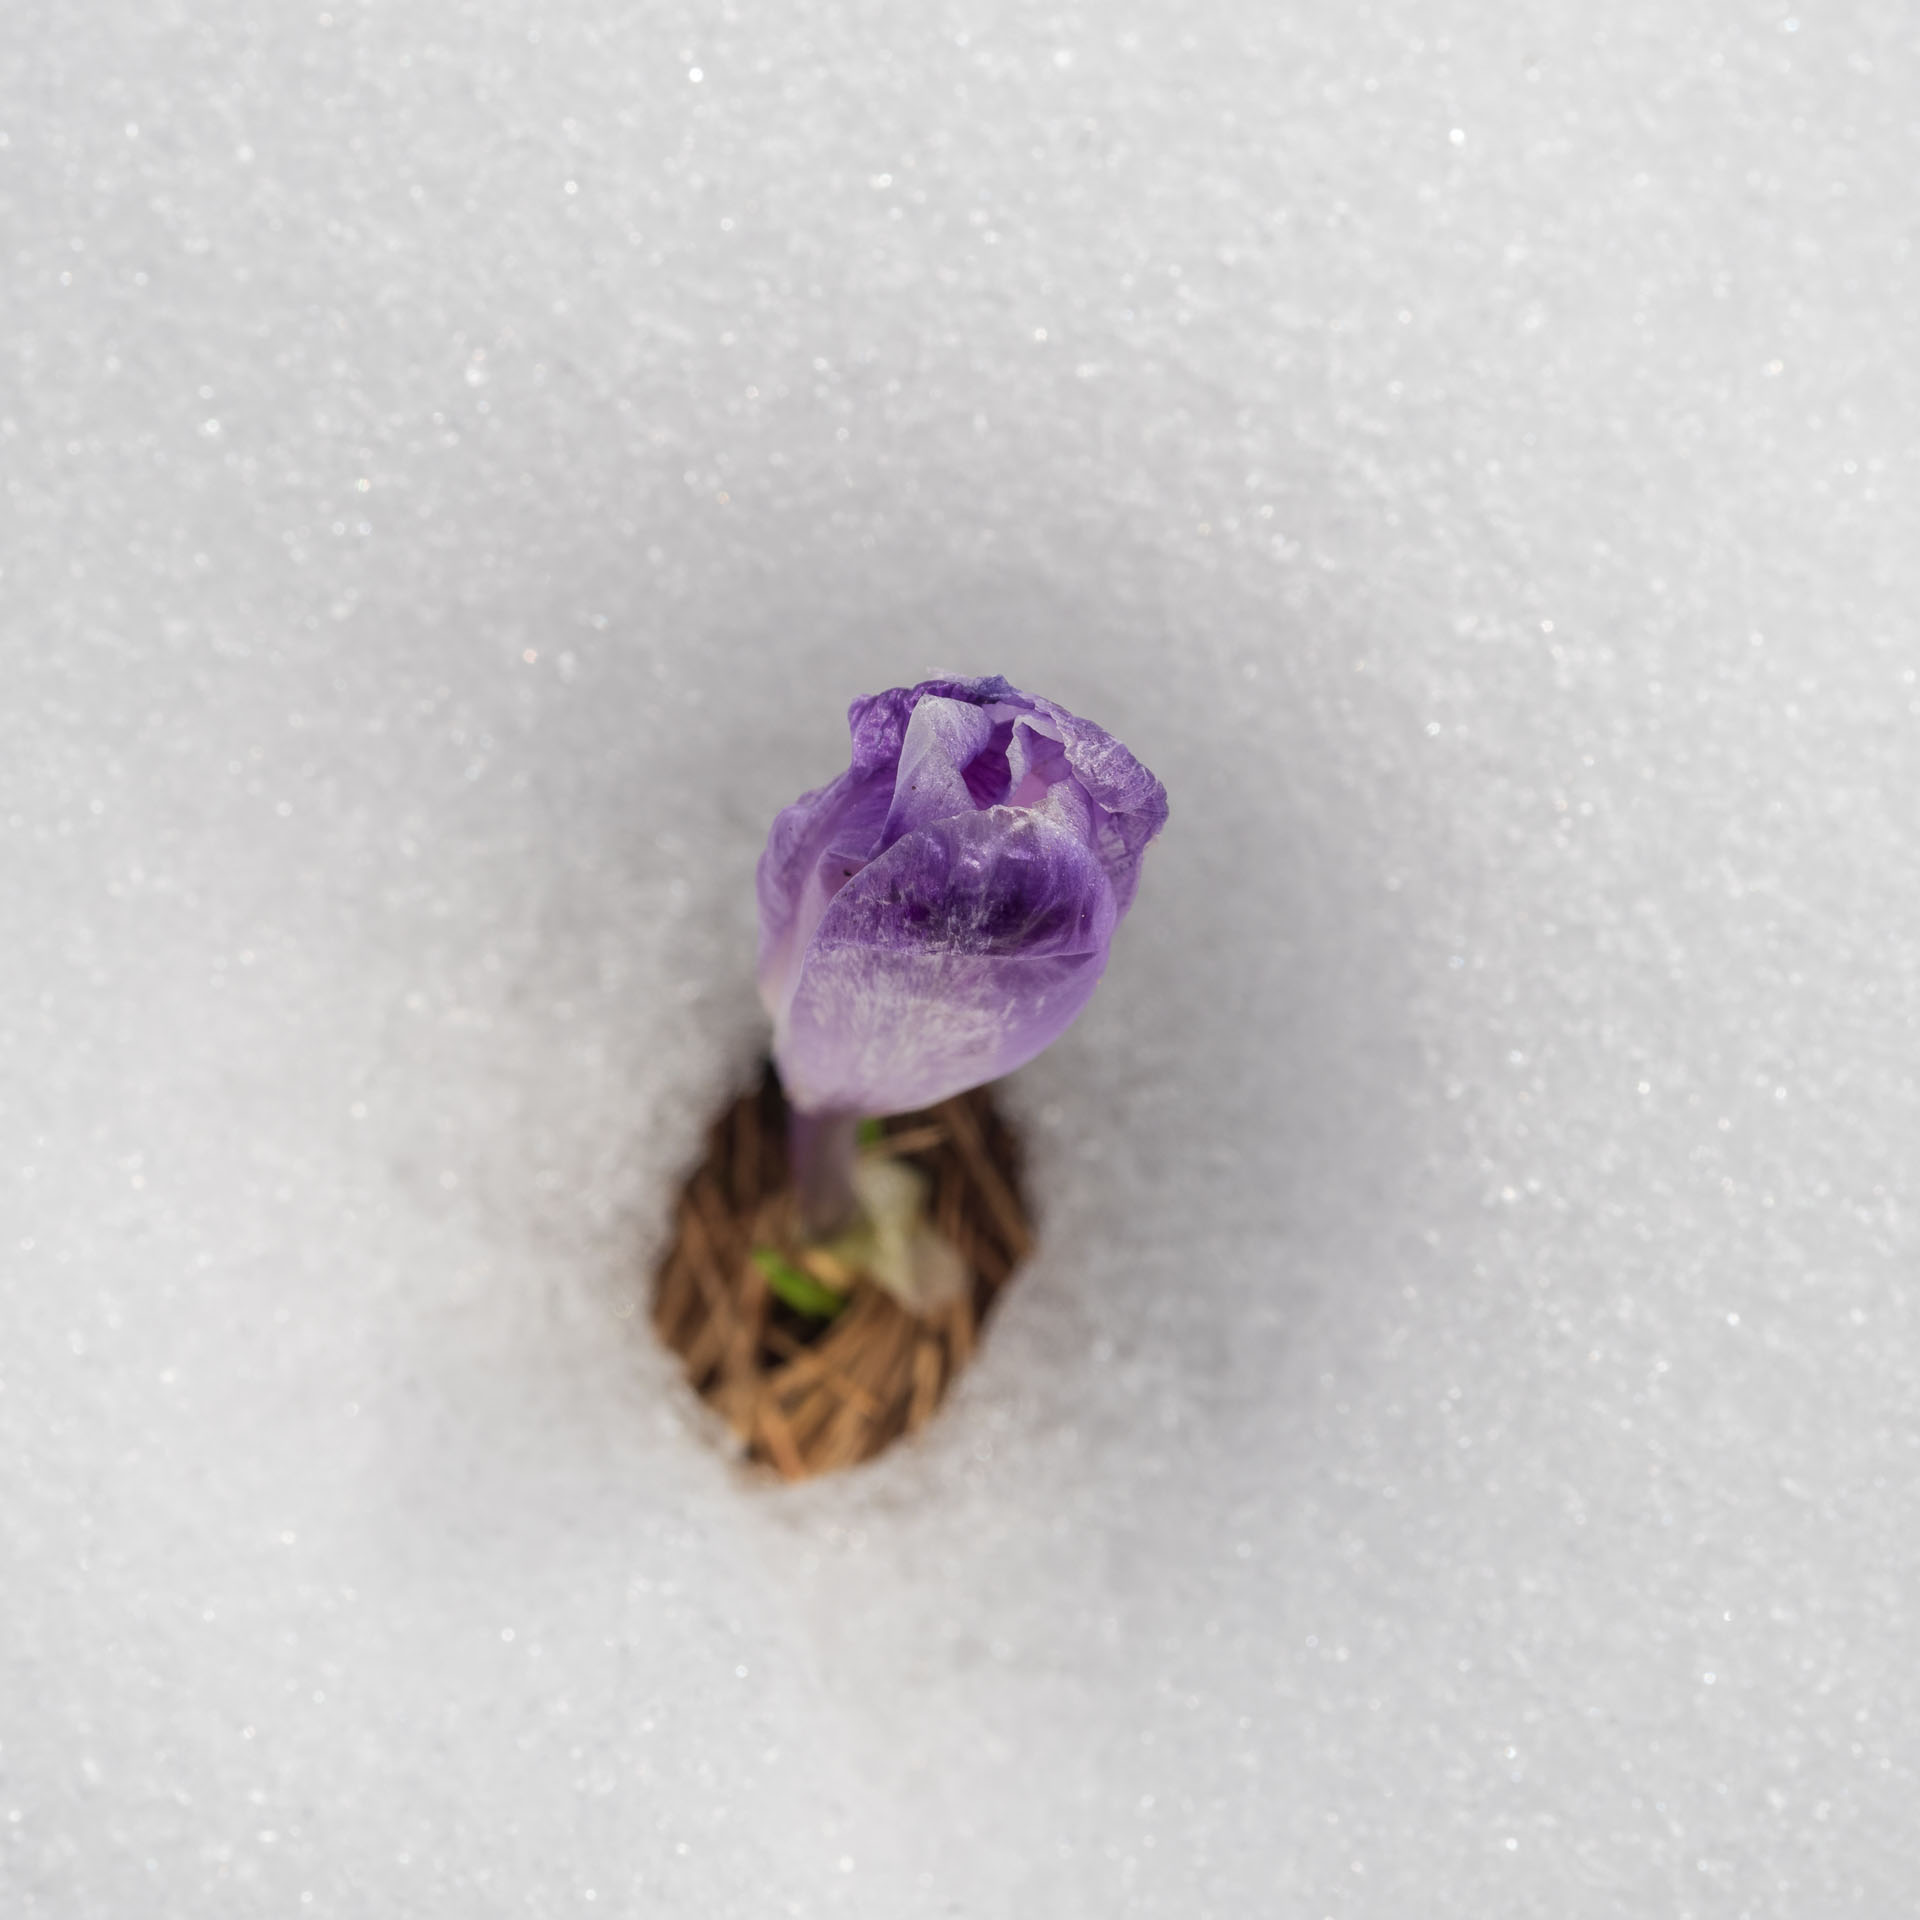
[788,1107,860,1241]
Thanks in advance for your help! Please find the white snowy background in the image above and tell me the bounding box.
[5,1,1916,1913]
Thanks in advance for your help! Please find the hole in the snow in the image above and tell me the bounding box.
[651,1060,1031,1479]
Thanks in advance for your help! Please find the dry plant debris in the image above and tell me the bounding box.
[651,1065,1031,1479]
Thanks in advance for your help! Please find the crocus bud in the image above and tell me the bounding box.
[756,676,1169,1119]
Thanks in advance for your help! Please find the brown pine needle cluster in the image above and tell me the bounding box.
[652,1065,1031,1480]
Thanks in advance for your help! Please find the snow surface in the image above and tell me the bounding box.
[5,1,1918,1913]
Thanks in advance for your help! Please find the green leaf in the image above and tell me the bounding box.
[752,1247,847,1319]
[855,1117,885,1147]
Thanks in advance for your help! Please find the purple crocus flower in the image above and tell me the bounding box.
[757,677,1168,1142]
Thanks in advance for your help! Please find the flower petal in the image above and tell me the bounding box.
[879,695,998,850]
[776,806,1118,1114]
[1019,696,1169,913]
[755,764,894,1021]
[845,675,1015,781]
